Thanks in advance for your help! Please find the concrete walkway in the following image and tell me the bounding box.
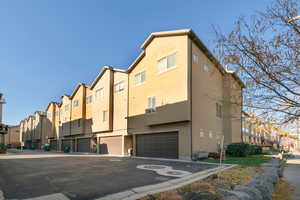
[284,152,300,200]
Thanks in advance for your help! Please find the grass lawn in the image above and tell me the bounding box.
[202,154,272,166]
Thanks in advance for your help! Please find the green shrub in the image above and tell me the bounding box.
[249,145,262,155]
[226,143,251,157]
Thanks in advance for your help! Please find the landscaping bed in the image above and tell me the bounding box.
[140,158,283,200]
[140,166,263,200]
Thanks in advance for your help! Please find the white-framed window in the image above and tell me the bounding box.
[102,110,107,122]
[216,103,222,118]
[134,71,146,86]
[114,81,124,93]
[157,52,177,74]
[64,104,70,112]
[95,88,104,99]
[73,99,79,108]
[193,54,199,63]
[86,95,93,104]
[148,96,156,110]
[203,65,209,72]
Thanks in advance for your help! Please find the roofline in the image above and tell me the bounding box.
[69,83,89,99]
[90,66,113,89]
[61,94,70,99]
[127,28,245,88]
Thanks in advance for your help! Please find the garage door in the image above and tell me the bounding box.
[100,136,122,155]
[136,132,178,159]
[77,138,91,152]
[50,140,57,151]
[61,139,75,152]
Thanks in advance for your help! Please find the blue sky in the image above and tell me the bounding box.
[0,0,270,125]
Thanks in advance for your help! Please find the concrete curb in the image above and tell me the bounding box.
[0,189,5,200]
[132,156,232,166]
[96,165,236,200]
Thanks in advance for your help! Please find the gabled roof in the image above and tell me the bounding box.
[90,66,113,89]
[90,66,127,90]
[60,94,70,99]
[127,29,245,88]
[70,83,88,99]
[45,101,59,112]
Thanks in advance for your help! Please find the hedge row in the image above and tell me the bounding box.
[226,143,262,157]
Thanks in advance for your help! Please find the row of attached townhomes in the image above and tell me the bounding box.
[19,29,244,160]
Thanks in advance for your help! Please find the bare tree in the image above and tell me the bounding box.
[215,0,300,124]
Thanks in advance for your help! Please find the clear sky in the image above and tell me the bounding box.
[0,0,270,125]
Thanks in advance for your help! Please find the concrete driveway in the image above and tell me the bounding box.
[0,150,217,200]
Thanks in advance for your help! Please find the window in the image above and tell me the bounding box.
[148,96,156,110]
[203,65,209,72]
[134,71,146,86]
[73,100,79,108]
[64,104,70,112]
[114,81,124,93]
[216,103,222,118]
[86,95,93,104]
[102,110,107,122]
[47,113,52,118]
[77,119,80,127]
[193,54,199,63]
[95,88,104,99]
[157,53,177,73]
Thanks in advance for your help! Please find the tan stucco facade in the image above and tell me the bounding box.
[20,29,243,159]
[5,125,20,147]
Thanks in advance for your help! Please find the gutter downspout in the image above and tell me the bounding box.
[189,37,193,160]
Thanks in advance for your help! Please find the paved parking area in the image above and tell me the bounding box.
[0,151,217,200]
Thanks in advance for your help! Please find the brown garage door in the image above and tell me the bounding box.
[50,140,57,151]
[136,132,178,159]
[100,136,122,155]
[77,138,91,153]
[61,139,75,152]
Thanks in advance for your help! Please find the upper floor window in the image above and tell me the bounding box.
[103,110,107,122]
[86,95,93,104]
[64,104,70,112]
[95,88,104,99]
[157,52,177,74]
[148,97,156,111]
[73,100,79,108]
[47,113,52,118]
[216,103,222,118]
[134,71,146,86]
[114,81,124,93]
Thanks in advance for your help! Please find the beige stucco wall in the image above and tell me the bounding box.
[92,70,113,133]
[61,96,71,137]
[112,71,128,135]
[5,125,20,147]
[191,40,224,153]
[70,85,85,136]
[128,35,191,159]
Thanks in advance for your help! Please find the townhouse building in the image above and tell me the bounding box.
[24,116,34,148]
[242,112,280,148]
[4,125,20,147]
[45,102,59,150]
[21,29,244,160]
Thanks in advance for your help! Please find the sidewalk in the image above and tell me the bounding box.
[284,152,300,200]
